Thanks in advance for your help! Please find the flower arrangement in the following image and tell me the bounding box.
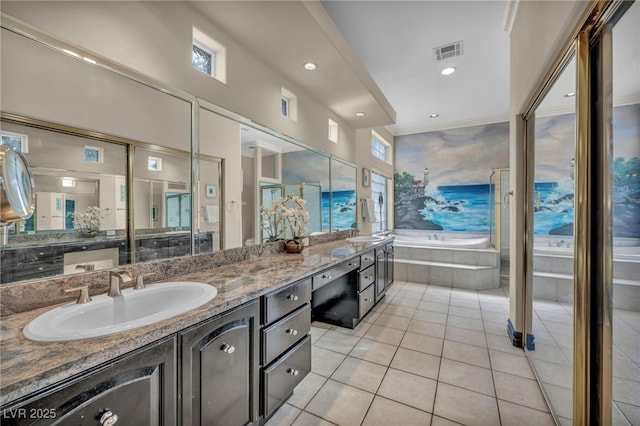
[72,206,103,234]
[260,195,309,244]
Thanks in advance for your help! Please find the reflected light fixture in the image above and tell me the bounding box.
[429,113,440,118]
[355,112,366,117]
[83,57,97,65]
[440,67,456,76]
[564,92,576,97]
[61,177,75,187]
[303,62,317,71]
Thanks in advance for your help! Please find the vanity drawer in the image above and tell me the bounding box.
[262,305,311,365]
[312,258,360,291]
[264,278,311,324]
[263,336,311,418]
[358,265,375,292]
[360,250,375,269]
[358,284,375,319]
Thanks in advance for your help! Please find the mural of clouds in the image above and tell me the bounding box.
[282,151,330,188]
[534,113,575,182]
[395,122,509,186]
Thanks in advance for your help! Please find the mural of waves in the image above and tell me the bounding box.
[322,190,357,230]
[418,184,490,232]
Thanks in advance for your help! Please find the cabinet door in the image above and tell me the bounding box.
[375,249,386,302]
[1,338,176,426]
[385,244,394,287]
[180,301,259,426]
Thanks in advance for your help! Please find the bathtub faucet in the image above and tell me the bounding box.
[557,240,566,247]
[433,234,439,241]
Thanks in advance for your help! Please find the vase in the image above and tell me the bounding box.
[285,240,304,253]
[81,230,97,238]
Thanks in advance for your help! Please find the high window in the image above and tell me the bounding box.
[328,118,338,143]
[84,146,104,163]
[192,27,227,84]
[371,172,388,232]
[371,131,390,163]
[1,131,28,153]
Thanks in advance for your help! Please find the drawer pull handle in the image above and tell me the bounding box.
[321,274,332,280]
[365,276,372,281]
[348,263,355,266]
[220,343,235,354]
[287,368,299,376]
[286,328,298,336]
[287,294,299,301]
[100,410,119,425]
[364,298,370,302]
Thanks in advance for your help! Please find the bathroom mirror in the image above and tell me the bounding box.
[330,158,357,231]
[0,146,35,225]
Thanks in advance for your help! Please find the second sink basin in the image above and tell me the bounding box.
[346,235,386,243]
[23,281,218,342]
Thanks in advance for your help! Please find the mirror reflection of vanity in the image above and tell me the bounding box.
[0,19,357,286]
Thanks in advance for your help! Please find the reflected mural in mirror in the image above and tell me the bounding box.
[0,119,129,284]
[330,158,357,231]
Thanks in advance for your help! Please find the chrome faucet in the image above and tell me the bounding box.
[75,263,95,272]
[108,271,133,297]
[433,234,439,241]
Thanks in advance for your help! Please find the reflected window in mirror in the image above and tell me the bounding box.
[1,131,28,153]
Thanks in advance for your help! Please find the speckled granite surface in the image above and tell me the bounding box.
[0,237,389,406]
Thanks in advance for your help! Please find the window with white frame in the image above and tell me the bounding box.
[148,156,163,171]
[371,172,388,232]
[328,118,338,143]
[1,131,28,153]
[84,146,104,164]
[371,131,390,163]
[281,87,298,121]
[192,27,227,84]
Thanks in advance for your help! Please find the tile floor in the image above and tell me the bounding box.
[530,299,640,425]
[266,281,555,426]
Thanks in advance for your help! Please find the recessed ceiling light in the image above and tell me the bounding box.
[355,112,366,117]
[303,62,317,71]
[440,67,456,76]
[564,92,576,97]
[429,113,440,118]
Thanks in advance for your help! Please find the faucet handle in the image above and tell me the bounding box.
[134,273,152,290]
[64,286,92,304]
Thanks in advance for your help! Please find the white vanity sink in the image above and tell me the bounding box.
[23,282,218,342]
[346,235,386,243]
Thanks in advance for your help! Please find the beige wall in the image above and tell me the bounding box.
[0,1,357,162]
[355,126,394,234]
[508,1,591,333]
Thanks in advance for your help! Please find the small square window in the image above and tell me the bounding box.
[1,132,28,153]
[148,156,163,171]
[328,119,338,143]
[84,146,104,163]
[371,131,390,163]
[281,97,289,117]
[192,44,214,76]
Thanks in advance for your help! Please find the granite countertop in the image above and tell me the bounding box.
[0,237,390,406]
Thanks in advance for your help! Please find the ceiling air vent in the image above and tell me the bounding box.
[168,181,187,190]
[434,41,464,61]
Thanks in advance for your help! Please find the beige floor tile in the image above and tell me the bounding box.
[543,383,572,420]
[265,403,301,426]
[527,342,571,365]
[400,331,444,356]
[390,347,441,380]
[446,315,485,332]
[310,326,329,344]
[530,358,572,389]
[423,295,451,305]
[390,297,421,309]
[362,396,432,426]
[291,411,335,426]
[306,379,374,426]
[350,338,398,366]
[613,376,640,406]
[314,330,361,355]
[485,333,524,356]
[413,310,448,325]
[287,372,327,409]
[333,320,372,338]
[438,358,495,396]
[377,368,437,412]
[481,310,509,323]
[489,349,535,379]
[442,340,490,368]
[449,298,480,309]
[311,346,347,377]
[498,400,555,426]
[433,383,499,426]
[363,324,406,346]
[403,282,428,294]
[384,304,417,318]
[445,326,487,347]
[330,356,387,393]
[450,290,479,300]
[407,319,446,339]
[493,371,549,412]
[483,319,508,336]
[418,300,450,313]
[615,401,640,426]
[374,313,411,330]
[448,305,482,319]
[431,415,464,425]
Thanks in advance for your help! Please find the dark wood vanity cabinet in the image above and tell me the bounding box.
[261,279,312,420]
[180,300,260,426]
[0,337,177,426]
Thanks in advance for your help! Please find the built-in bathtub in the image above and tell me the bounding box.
[392,231,500,290]
[533,237,640,311]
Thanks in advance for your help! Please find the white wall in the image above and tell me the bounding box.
[508,1,591,333]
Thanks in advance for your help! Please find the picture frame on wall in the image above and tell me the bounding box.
[205,184,217,198]
[362,168,371,187]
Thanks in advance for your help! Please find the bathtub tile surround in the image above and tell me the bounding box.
[266,281,557,426]
[393,232,500,290]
